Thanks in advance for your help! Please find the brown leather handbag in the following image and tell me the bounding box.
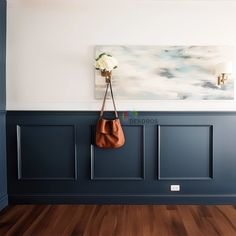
[96,81,125,148]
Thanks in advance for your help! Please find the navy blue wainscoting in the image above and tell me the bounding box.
[6,111,236,204]
[0,111,7,209]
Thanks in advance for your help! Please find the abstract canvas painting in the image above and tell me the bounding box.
[95,46,234,100]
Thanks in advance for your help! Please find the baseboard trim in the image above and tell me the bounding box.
[9,194,236,204]
[0,195,8,211]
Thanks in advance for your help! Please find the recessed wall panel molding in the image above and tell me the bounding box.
[91,125,145,180]
[16,124,77,180]
[157,125,213,180]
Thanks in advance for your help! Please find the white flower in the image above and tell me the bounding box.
[95,53,118,72]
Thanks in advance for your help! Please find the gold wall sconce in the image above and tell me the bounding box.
[216,62,233,86]
[218,73,229,85]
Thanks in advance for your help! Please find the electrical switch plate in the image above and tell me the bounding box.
[170,185,180,192]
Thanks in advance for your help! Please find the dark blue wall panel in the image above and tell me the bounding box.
[158,125,213,180]
[91,125,145,180]
[0,112,7,210]
[16,125,77,180]
[6,111,236,204]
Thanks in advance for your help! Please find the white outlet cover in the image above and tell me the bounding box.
[170,185,180,192]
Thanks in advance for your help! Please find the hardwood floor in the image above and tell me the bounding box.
[0,205,236,236]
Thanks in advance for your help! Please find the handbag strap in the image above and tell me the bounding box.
[100,81,118,118]
[109,81,118,118]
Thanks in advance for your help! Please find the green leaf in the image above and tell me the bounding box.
[95,52,106,61]
[95,52,113,61]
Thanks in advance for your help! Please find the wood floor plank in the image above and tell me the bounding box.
[1,205,236,236]
[166,205,188,236]
[191,205,222,236]
[61,205,89,236]
[0,205,28,235]
[69,205,97,236]
[177,205,203,236]
[207,206,236,236]
[151,205,172,236]
[216,205,236,231]
[23,205,58,236]
[14,205,51,236]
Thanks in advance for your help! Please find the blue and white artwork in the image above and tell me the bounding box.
[95,46,234,100]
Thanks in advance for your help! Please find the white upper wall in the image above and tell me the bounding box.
[6,0,236,111]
